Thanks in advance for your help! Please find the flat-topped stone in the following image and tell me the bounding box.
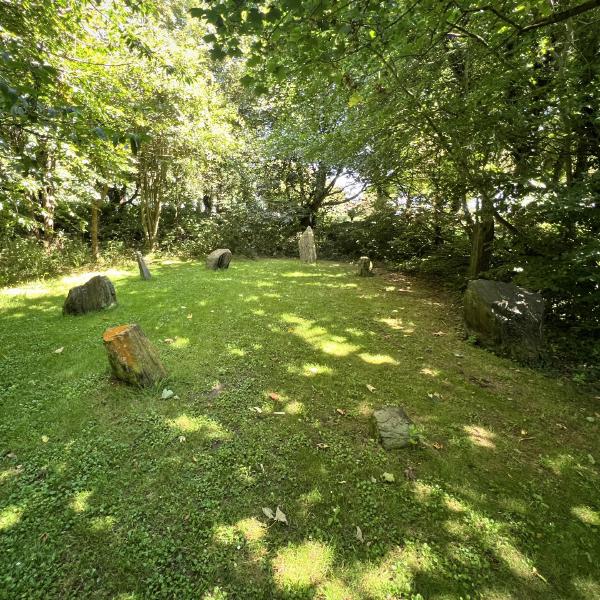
[63,275,116,316]
[371,406,414,450]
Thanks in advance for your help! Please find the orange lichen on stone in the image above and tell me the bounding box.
[103,324,132,342]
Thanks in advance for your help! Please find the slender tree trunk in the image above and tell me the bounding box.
[468,194,495,277]
[91,183,107,262]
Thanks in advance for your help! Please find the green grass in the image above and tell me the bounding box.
[0,258,598,599]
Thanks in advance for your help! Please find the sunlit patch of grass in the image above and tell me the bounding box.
[70,490,92,513]
[0,505,23,531]
[493,541,537,581]
[317,578,356,600]
[420,366,440,377]
[571,576,600,598]
[288,363,334,378]
[90,516,116,532]
[281,314,359,357]
[358,352,398,365]
[464,425,497,449]
[378,317,415,334]
[228,346,246,357]
[539,453,576,475]
[166,414,230,439]
[284,401,304,415]
[359,546,416,598]
[0,468,21,482]
[236,517,266,542]
[571,505,600,526]
[272,541,333,589]
[213,524,237,545]
[171,337,189,349]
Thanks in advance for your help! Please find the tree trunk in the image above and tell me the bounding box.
[91,183,107,262]
[468,218,494,277]
[103,324,167,387]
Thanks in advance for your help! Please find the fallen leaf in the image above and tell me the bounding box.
[273,411,285,415]
[366,384,376,393]
[427,392,443,401]
[251,406,263,413]
[382,472,395,483]
[453,352,464,358]
[432,442,444,450]
[41,435,49,443]
[432,331,446,337]
[269,392,281,401]
[356,526,364,543]
[262,507,275,520]
[178,435,186,443]
[187,314,193,320]
[336,408,347,416]
[520,429,528,436]
[53,347,64,354]
[370,476,377,484]
[163,338,175,344]
[316,443,329,449]
[275,506,288,525]
[161,389,174,400]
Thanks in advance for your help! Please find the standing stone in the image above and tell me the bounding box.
[371,406,414,450]
[298,226,317,263]
[463,279,544,362]
[357,256,373,277]
[63,275,117,316]
[103,324,167,387]
[206,249,232,270]
[135,251,152,280]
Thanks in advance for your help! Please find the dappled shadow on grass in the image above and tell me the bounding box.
[0,258,598,598]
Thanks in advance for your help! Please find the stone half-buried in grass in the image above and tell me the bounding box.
[62,275,116,316]
[102,323,167,387]
[371,406,414,450]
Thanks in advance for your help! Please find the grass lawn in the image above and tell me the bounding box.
[0,258,598,599]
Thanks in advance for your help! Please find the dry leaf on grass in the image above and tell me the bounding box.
[366,384,376,393]
[269,392,281,401]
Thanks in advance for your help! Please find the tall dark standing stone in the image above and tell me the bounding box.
[63,275,117,316]
[298,226,317,263]
[357,256,373,277]
[206,249,232,270]
[135,251,152,280]
[463,279,545,362]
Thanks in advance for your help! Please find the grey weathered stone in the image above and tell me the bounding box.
[372,406,413,450]
[206,249,232,270]
[463,279,544,362]
[135,251,151,280]
[298,226,317,263]
[357,256,373,277]
[63,275,117,316]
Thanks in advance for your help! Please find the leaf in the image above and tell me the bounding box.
[356,526,364,543]
[187,314,193,320]
[53,347,64,354]
[366,384,376,393]
[336,408,347,416]
[275,506,288,525]
[251,406,263,413]
[269,392,281,401]
[382,472,395,483]
[348,92,363,108]
[161,389,174,400]
[432,442,444,450]
[262,507,275,520]
[432,331,446,336]
[163,338,175,344]
[178,435,186,443]
[316,443,329,449]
